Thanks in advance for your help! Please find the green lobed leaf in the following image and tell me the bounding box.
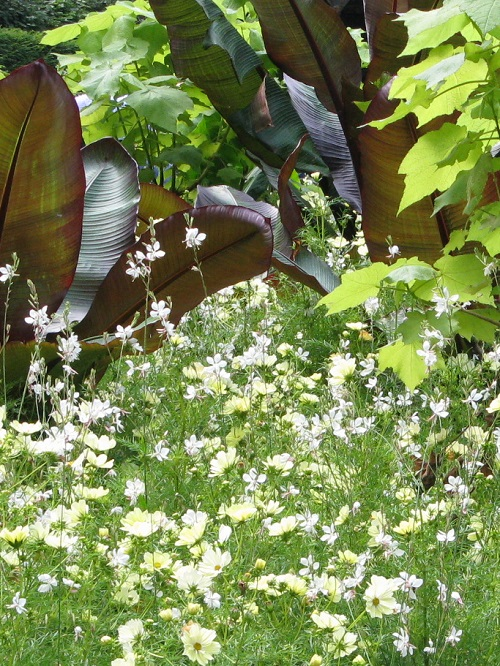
[378,338,428,391]
[318,262,392,314]
[415,254,494,304]
[125,85,194,132]
[459,0,500,35]
[454,307,500,343]
[399,3,471,56]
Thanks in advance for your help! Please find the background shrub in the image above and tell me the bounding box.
[0,0,113,32]
[0,28,77,73]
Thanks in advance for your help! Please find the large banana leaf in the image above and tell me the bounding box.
[251,0,362,115]
[358,82,467,262]
[0,61,85,341]
[195,184,339,296]
[75,205,273,343]
[149,0,326,173]
[284,75,361,210]
[51,138,140,329]
[137,182,191,234]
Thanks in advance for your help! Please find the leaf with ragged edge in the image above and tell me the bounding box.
[75,205,273,344]
[284,75,361,211]
[273,248,340,296]
[318,262,392,314]
[49,138,140,330]
[378,338,428,391]
[0,62,85,342]
[149,0,325,173]
[467,205,500,257]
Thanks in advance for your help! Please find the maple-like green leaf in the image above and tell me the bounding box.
[378,338,428,391]
[415,254,493,304]
[459,0,500,35]
[454,308,500,343]
[399,3,470,56]
[398,124,483,212]
[318,262,391,314]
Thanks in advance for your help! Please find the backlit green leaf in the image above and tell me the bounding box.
[378,338,428,390]
[318,263,391,314]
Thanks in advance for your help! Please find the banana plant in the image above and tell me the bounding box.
[0,61,273,389]
[148,0,497,265]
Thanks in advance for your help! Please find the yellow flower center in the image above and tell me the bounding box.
[372,597,380,606]
[194,642,202,651]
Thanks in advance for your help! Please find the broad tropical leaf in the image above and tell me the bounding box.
[149,0,326,173]
[251,0,362,115]
[273,248,340,296]
[75,205,273,343]
[358,82,468,263]
[0,61,85,341]
[137,183,191,235]
[196,184,339,295]
[284,75,361,210]
[49,138,140,330]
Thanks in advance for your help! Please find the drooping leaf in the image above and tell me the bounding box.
[75,205,273,343]
[51,138,140,330]
[0,62,85,341]
[138,183,191,235]
[284,75,361,211]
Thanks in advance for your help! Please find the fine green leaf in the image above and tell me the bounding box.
[378,338,428,391]
[318,263,391,314]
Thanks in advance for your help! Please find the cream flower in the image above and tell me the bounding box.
[120,508,167,537]
[198,547,231,577]
[181,623,221,665]
[363,575,398,618]
[224,502,257,523]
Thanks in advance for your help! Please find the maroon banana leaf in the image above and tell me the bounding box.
[358,82,469,262]
[75,205,273,347]
[149,0,326,174]
[0,61,85,341]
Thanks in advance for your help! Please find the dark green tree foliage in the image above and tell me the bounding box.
[0,0,113,32]
[0,28,77,73]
